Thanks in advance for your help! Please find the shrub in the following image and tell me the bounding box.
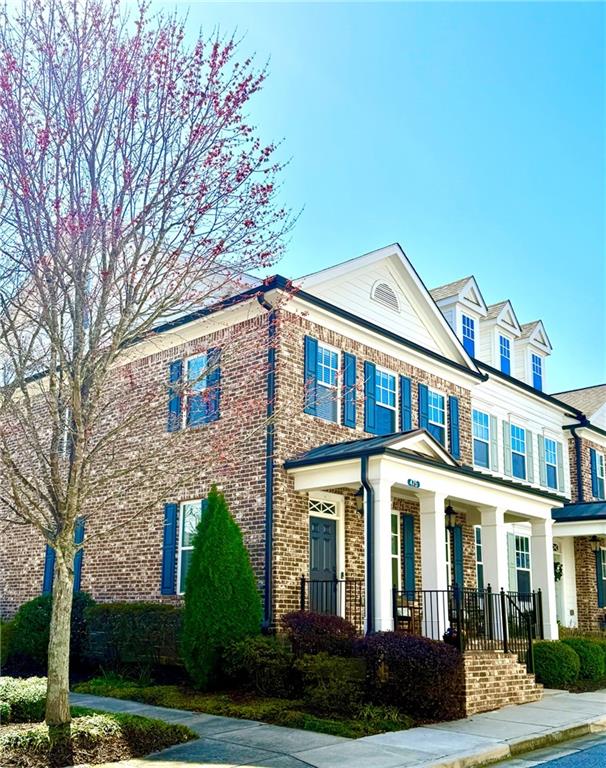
[0,677,46,723]
[562,638,605,681]
[1,621,13,668]
[0,701,11,721]
[222,636,296,698]
[534,641,580,687]
[281,611,358,656]
[85,602,182,676]
[9,592,94,671]
[296,653,365,716]
[182,486,262,689]
[355,632,464,721]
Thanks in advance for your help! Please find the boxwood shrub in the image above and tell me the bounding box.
[84,602,182,676]
[355,632,464,722]
[281,611,358,656]
[222,635,296,698]
[1,620,13,668]
[534,641,580,687]
[0,677,46,723]
[561,638,605,681]
[9,592,94,671]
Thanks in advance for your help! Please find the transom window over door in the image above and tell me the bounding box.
[511,424,527,480]
[515,535,531,594]
[544,438,558,490]
[375,369,396,434]
[316,344,339,423]
[462,315,475,357]
[472,410,490,468]
[499,336,511,375]
[427,390,446,445]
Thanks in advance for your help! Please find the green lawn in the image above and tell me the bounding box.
[74,676,413,738]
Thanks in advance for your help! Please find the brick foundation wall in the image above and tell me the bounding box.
[463,651,542,715]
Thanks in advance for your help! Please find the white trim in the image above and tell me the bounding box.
[315,341,342,425]
[375,364,398,421]
[176,499,204,595]
[428,387,447,447]
[391,509,402,590]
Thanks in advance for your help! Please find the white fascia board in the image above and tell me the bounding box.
[289,459,362,492]
[566,425,606,449]
[553,520,606,537]
[282,294,479,389]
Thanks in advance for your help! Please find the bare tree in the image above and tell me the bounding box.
[0,0,290,745]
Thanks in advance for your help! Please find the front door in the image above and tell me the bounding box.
[309,516,337,614]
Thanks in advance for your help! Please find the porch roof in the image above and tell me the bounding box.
[552,501,606,523]
[284,429,568,504]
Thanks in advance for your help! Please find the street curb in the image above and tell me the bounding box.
[420,715,606,768]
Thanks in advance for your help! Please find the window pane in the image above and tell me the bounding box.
[428,423,445,446]
[376,371,396,408]
[376,404,396,435]
[317,346,338,387]
[544,438,557,465]
[462,315,475,356]
[511,425,526,454]
[179,549,193,593]
[187,355,208,392]
[477,563,484,592]
[392,557,399,589]
[428,391,445,425]
[473,439,489,468]
[546,464,557,489]
[532,354,543,391]
[316,383,338,422]
[512,452,526,480]
[472,410,489,441]
[181,501,202,547]
[517,569,531,595]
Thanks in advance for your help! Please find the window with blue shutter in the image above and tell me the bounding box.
[418,383,429,430]
[511,424,526,480]
[161,503,178,595]
[186,349,221,426]
[375,369,397,434]
[591,449,605,499]
[73,517,85,592]
[427,389,446,445]
[448,395,460,459]
[453,525,464,588]
[462,315,475,357]
[316,344,339,422]
[401,513,415,598]
[42,544,55,595]
[167,360,183,432]
[596,549,606,609]
[177,499,209,593]
[364,361,377,433]
[472,410,490,468]
[342,353,356,428]
[499,336,511,375]
[399,376,412,432]
[531,354,543,391]
[303,336,318,416]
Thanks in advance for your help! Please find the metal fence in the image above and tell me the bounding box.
[299,576,365,633]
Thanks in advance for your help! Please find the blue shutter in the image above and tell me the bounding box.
[448,396,460,459]
[418,383,429,430]
[206,347,221,422]
[73,518,85,592]
[161,503,178,595]
[402,513,415,598]
[342,352,356,428]
[364,361,377,433]
[596,550,606,609]
[167,360,183,432]
[399,375,412,432]
[453,525,465,588]
[303,336,318,415]
[42,544,55,595]
[590,448,599,498]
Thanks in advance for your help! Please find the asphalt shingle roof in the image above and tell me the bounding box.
[553,385,606,418]
[485,301,508,320]
[429,276,472,302]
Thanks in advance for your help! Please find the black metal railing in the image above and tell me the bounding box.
[392,585,543,672]
[300,575,364,633]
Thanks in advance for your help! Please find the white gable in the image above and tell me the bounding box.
[496,302,522,336]
[390,430,458,465]
[297,245,480,372]
[459,278,488,316]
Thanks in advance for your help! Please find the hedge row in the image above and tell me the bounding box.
[534,637,606,688]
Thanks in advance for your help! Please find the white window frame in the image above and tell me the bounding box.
[515,534,532,592]
[391,511,401,590]
[531,353,543,389]
[472,409,490,468]
[428,388,447,444]
[499,335,511,370]
[462,314,475,353]
[511,423,527,479]
[184,352,211,428]
[544,437,558,490]
[177,499,205,595]
[308,491,346,615]
[315,342,341,424]
[375,366,397,412]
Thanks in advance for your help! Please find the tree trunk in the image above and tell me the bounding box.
[45,545,74,766]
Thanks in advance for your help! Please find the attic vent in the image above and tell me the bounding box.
[371,281,400,312]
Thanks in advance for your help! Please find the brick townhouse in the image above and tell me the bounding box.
[1,243,605,646]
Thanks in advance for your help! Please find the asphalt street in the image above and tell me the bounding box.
[498,733,606,767]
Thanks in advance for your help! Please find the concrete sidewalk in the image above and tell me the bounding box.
[70,688,606,768]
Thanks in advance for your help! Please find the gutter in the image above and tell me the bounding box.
[257,294,277,631]
[360,455,374,634]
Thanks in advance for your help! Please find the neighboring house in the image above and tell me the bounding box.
[0,243,603,645]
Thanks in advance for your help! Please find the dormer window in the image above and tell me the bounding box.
[499,336,511,375]
[531,354,543,391]
[371,281,400,313]
[462,315,475,357]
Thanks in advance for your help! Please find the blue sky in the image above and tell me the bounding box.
[155,1,604,393]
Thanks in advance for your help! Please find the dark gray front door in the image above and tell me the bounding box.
[309,516,337,614]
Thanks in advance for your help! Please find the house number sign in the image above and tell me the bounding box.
[407,479,421,489]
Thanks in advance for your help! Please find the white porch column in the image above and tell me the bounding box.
[419,491,447,639]
[531,517,559,640]
[480,507,510,592]
[371,473,395,632]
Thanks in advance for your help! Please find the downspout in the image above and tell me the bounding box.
[569,424,584,503]
[360,455,374,634]
[258,295,276,631]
